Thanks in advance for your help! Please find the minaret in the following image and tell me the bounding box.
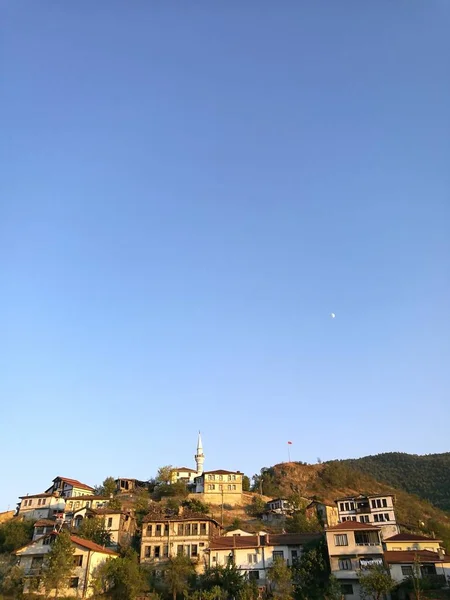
[195,431,205,475]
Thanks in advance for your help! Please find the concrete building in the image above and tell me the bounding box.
[207,532,321,586]
[325,521,385,600]
[15,532,118,597]
[335,494,399,539]
[140,509,221,570]
[17,493,66,521]
[194,470,243,506]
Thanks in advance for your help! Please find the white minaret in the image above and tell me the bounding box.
[195,431,205,475]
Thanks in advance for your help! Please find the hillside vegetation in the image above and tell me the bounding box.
[252,460,450,551]
[338,452,450,511]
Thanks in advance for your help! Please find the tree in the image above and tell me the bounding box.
[156,466,174,485]
[109,496,123,510]
[285,512,321,534]
[42,530,75,598]
[0,554,24,598]
[90,550,147,600]
[95,476,117,497]
[242,476,251,492]
[182,498,210,514]
[246,496,266,518]
[359,565,395,600]
[292,539,336,600]
[134,487,151,512]
[163,555,195,600]
[0,518,34,553]
[153,481,189,501]
[267,556,294,600]
[77,516,112,547]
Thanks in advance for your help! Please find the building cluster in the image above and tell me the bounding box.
[9,434,450,599]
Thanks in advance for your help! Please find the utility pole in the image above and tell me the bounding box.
[221,487,224,527]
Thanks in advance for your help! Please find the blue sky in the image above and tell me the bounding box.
[2,1,449,511]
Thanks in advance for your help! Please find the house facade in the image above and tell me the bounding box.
[305,501,339,527]
[170,467,198,484]
[207,532,321,585]
[115,478,148,494]
[17,493,66,521]
[335,494,399,539]
[384,549,450,587]
[71,507,136,548]
[140,510,221,570]
[384,533,444,553]
[45,477,94,498]
[325,521,385,600]
[15,533,118,597]
[194,470,243,506]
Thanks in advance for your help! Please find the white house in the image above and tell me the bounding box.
[207,532,321,585]
[335,494,399,539]
[17,493,66,521]
[45,477,94,498]
[15,532,118,597]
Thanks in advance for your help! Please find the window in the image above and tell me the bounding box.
[208,484,215,490]
[384,513,390,521]
[340,503,345,511]
[200,523,207,535]
[350,502,355,510]
[38,499,41,506]
[341,584,353,596]
[191,544,198,557]
[345,502,350,511]
[145,546,151,558]
[291,550,298,561]
[185,524,191,536]
[248,571,259,580]
[273,551,284,560]
[69,577,79,588]
[228,485,232,490]
[156,524,162,536]
[31,557,44,569]
[351,517,356,521]
[67,501,73,510]
[401,565,413,576]
[154,546,161,558]
[178,524,184,535]
[73,555,83,567]
[248,554,257,564]
[146,525,153,536]
[164,524,169,535]
[382,498,387,507]
[334,534,348,546]
[376,499,382,508]
[163,544,169,558]
[208,475,213,480]
[192,523,198,535]
[177,545,184,556]
[371,500,376,509]
[232,485,236,490]
[232,475,236,480]
[219,485,223,491]
[339,559,352,570]
[219,475,223,481]
[35,527,44,535]
[228,475,232,481]
[107,518,113,528]
[43,536,52,545]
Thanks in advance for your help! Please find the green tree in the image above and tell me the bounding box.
[90,550,147,600]
[199,563,247,599]
[95,476,117,497]
[267,556,294,600]
[292,539,335,600]
[0,518,34,553]
[77,516,112,547]
[182,498,210,514]
[156,466,174,485]
[153,481,189,501]
[285,512,321,534]
[246,496,266,518]
[0,554,24,598]
[42,530,75,598]
[163,555,195,600]
[359,565,395,600]
[134,488,151,512]
[242,476,251,492]
[109,496,123,510]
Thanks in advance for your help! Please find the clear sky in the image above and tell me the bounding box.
[2,1,449,512]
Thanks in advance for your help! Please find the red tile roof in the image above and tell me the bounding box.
[384,550,450,564]
[54,477,94,491]
[70,535,119,555]
[209,533,321,550]
[202,470,241,475]
[327,521,381,531]
[33,519,57,527]
[173,467,197,472]
[384,533,442,543]
[66,495,109,501]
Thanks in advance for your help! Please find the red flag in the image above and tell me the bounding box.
[288,441,293,445]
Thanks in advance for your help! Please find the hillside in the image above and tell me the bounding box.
[339,452,450,511]
[251,460,450,551]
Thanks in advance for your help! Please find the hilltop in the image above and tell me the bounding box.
[339,452,450,511]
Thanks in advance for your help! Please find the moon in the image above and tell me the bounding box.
[330,313,336,319]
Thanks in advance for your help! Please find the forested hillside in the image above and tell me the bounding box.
[339,452,450,511]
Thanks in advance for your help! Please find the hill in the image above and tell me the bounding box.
[339,452,450,511]
[251,460,450,551]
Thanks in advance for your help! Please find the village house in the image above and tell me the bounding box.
[64,495,109,517]
[335,494,399,539]
[115,477,148,494]
[305,500,339,527]
[207,532,321,586]
[140,509,221,570]
[170,467,199,484]
[17,493,66,521]
[32,519,58,541]
[15,532,118,598]
[266,498,295,514]
[71,506,136,548]
[325,521,385,600]
[384,549,450,587]
[194,470,243,506]
[383,532,445,553]
[45,477,94,498]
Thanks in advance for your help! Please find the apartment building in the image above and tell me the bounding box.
[335,494,399,539]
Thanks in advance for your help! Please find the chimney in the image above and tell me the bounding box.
[437,548,445,561]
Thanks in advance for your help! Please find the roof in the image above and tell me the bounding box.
[53,477,94,491]
[65,495,109,501]
[34,519,57,527]
[384,533,442,543]
[384,550,450,564]
[19,493,54,499]
[327,521,381,531]
[209,533,321,551]
[268,498,290,503]
[202,470,241,475]
[172,467,197,473]
[335,494,394,502]
[70,535,119,555]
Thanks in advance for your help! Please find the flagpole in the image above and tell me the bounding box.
[287,442,291,463]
